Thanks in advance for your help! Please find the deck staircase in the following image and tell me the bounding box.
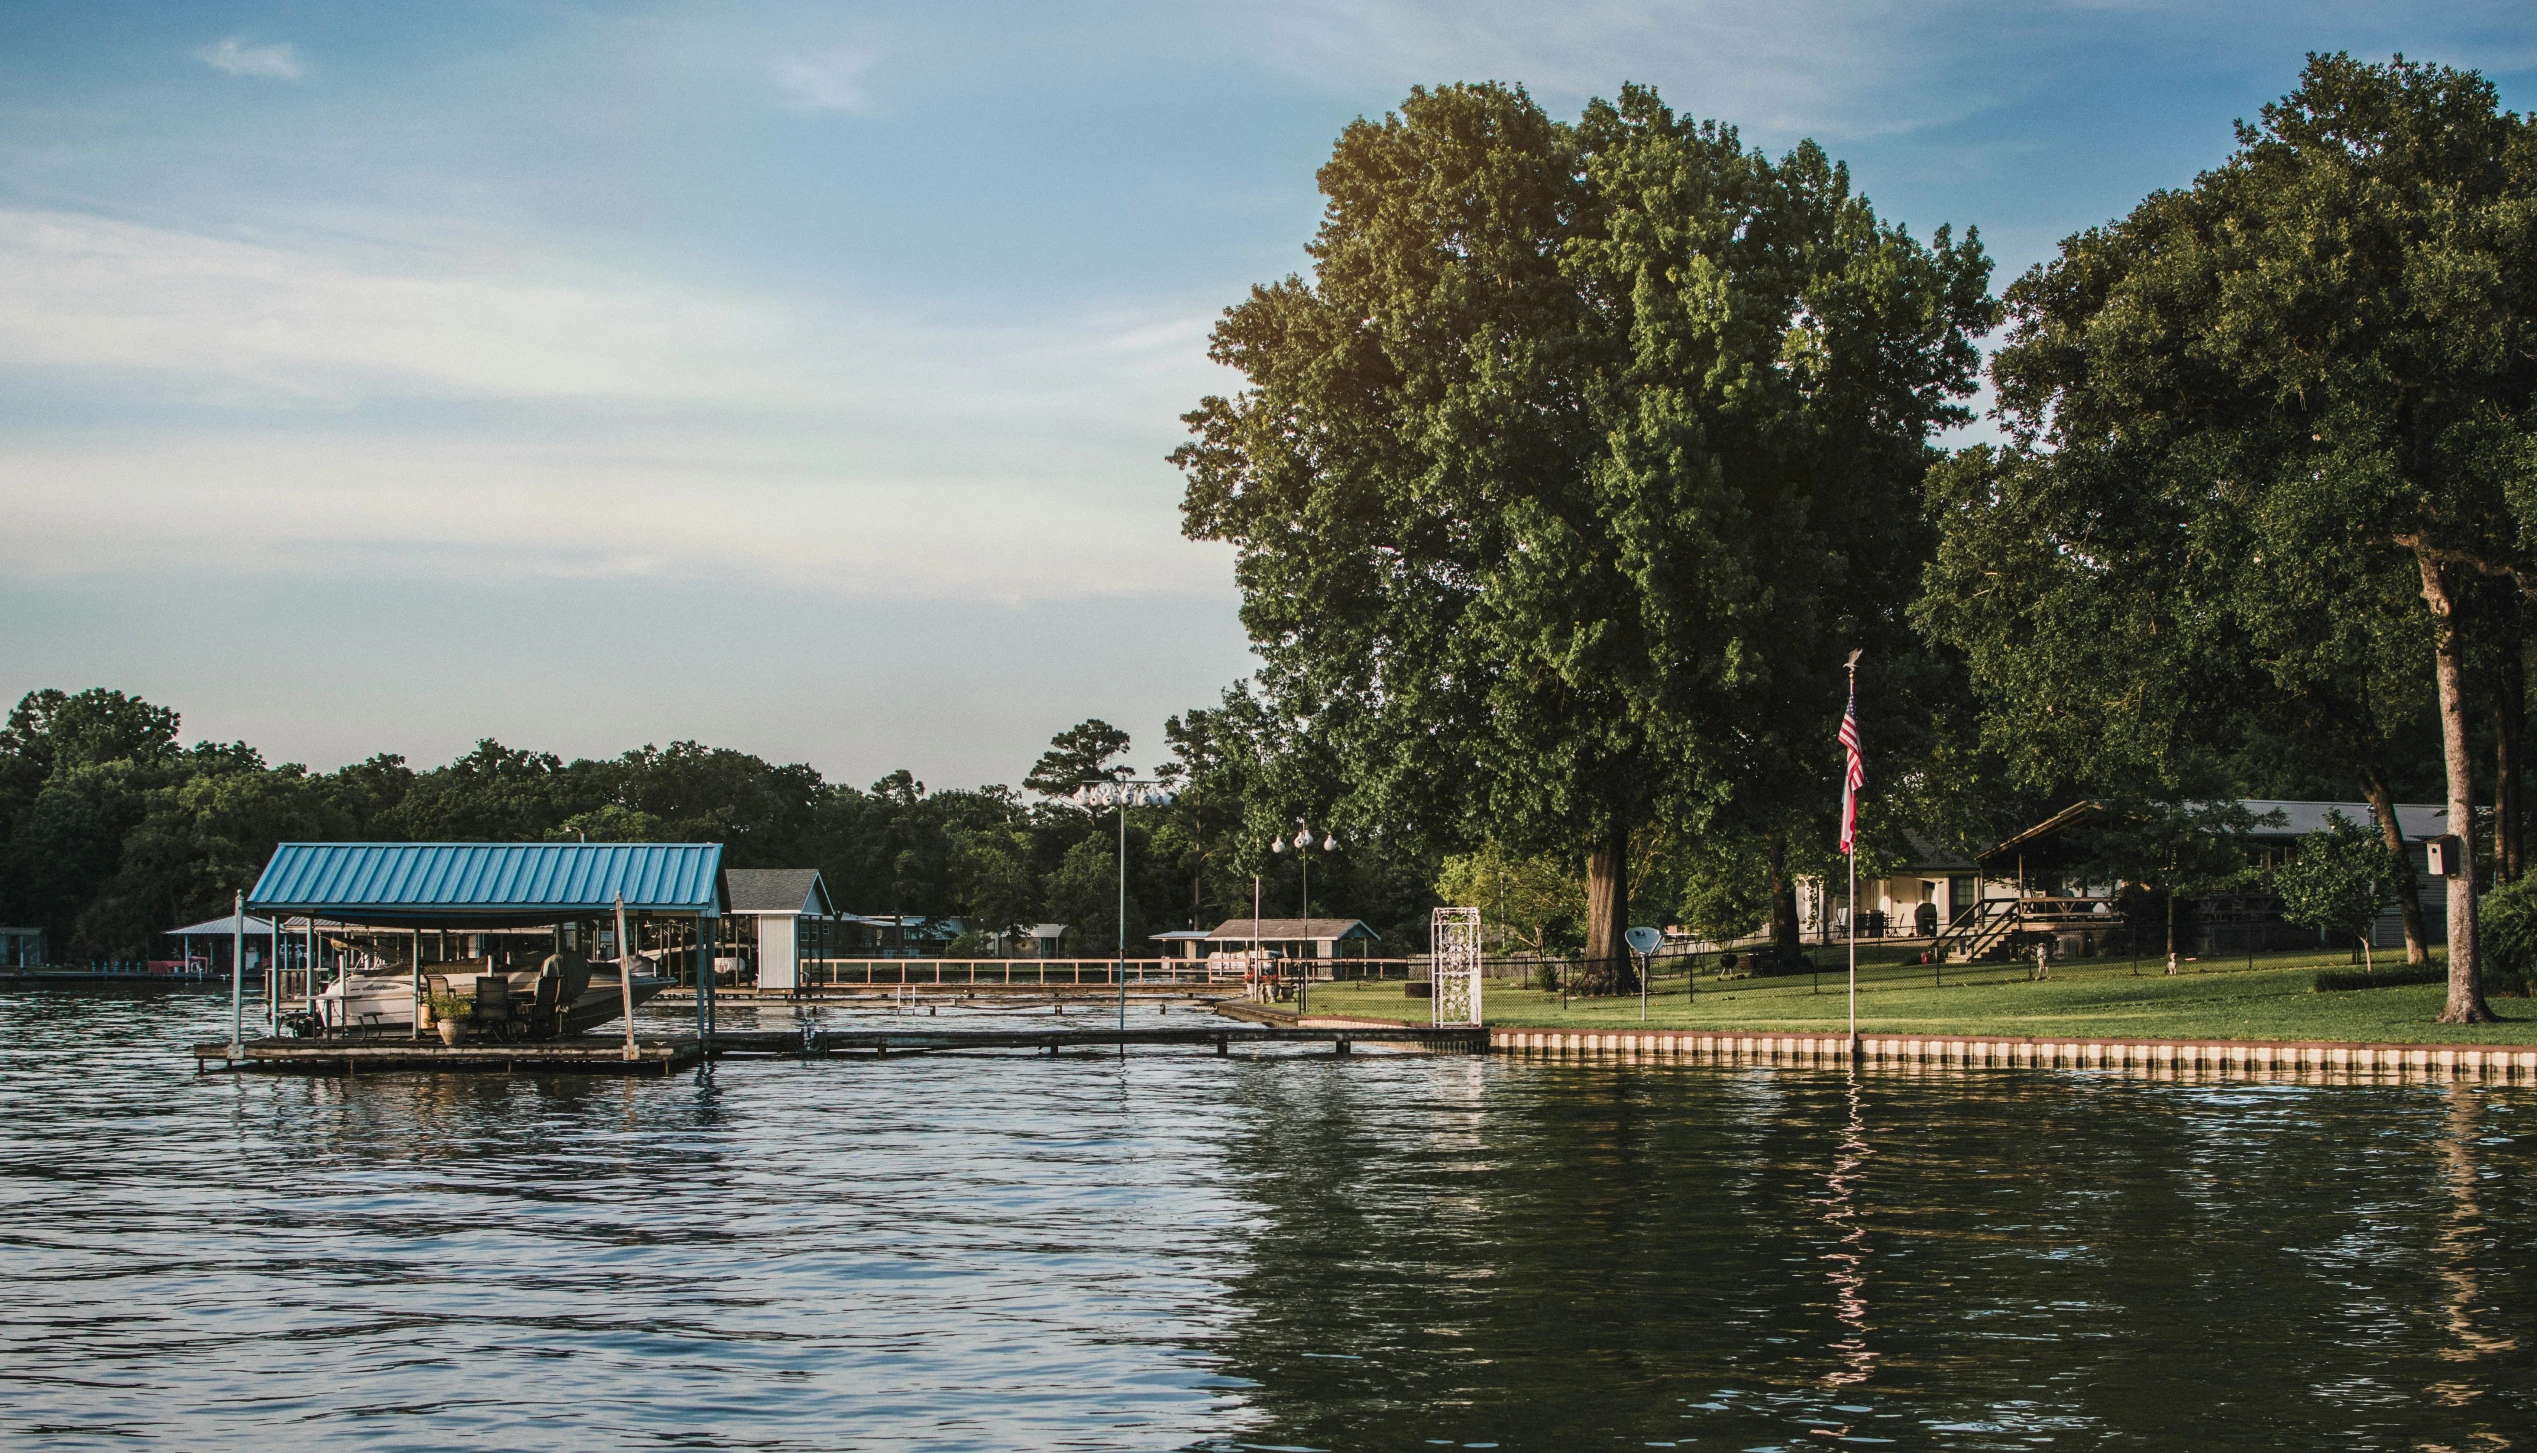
[1933,899,2023,964]
[1933,896,2124,964]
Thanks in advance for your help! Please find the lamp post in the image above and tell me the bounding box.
[1272,825,1339,1012]
[1071,776,1174,1044]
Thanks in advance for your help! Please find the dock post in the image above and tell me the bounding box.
[701,915,718,1057]
[229,890,244,1056]
[615,896,637,1062]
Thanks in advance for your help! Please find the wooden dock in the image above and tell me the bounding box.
[714,1024,1486,1057]
[194,1036,703,1076]
[192,1022,1485,1074]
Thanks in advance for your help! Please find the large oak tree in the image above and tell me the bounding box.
[1175,83,1992,989]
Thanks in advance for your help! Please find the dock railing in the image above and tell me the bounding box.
[797,956,1427,989]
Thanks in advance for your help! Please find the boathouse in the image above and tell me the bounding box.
[243,841,729,1037]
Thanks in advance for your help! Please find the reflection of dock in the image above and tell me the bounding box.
[193,1023,1487,1074]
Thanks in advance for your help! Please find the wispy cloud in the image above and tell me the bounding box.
[0,208,1227,602]
[1257,0,2053,140]
[194,36,306,81]
[773,45,880,114]
[1255,0,2537,143]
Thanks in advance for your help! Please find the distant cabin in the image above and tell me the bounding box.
[1203,917,1380,962]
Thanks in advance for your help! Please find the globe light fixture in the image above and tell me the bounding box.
[1069,775,1175,1041]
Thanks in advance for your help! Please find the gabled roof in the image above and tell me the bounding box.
[166,913,282,937]
[1984,798,2451,863]
[723,868,833,916]
[1894,828,1978,873]
[248,843,726,926]
[1205,917,1381,942]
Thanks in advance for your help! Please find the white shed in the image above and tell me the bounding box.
[723,869,837,992]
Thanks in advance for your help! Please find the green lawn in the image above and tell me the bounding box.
[1305,947,2537,1045]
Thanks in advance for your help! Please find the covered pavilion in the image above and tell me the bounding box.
[238,841,727,1048]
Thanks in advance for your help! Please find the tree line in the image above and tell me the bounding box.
[0,686,1454,963]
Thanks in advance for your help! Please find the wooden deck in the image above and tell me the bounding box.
[193,1036,702,1076]
[192,1022,1486,1073]
[710,1024,1487,1057]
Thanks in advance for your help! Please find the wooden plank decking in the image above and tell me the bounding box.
[192,1022,1487,1074]
[193,1036,702,1076]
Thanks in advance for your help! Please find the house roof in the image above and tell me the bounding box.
[1149,929,1213,942]
[723,868,833,916]
[1025,923,1069,938]
[1985,798,2451,863]
[248,842,726,926]
[1893,828,1978,873]
[2239,799,2448,840]
[1205,917,1381,942]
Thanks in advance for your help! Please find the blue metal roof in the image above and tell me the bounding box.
[248,843,725,925]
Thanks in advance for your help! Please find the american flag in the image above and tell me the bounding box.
[1838,686,1864,854]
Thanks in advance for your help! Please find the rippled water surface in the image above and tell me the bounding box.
[5,986,2536,1451]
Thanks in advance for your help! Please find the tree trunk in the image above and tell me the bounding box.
[1581,819,1635,995]
[2496,644,2524,883]
[2164,878,2179,975]
[2418,554,2494,1024]
[1766,833,1803,961]
[2358,763,2430,966]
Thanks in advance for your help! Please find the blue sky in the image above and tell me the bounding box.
[4,1,2532,790]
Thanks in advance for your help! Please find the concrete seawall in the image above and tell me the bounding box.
[1487,1027,2537,1080]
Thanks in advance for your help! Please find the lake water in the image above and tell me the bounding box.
[4,986,2534,1451]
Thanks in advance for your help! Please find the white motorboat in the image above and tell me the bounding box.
[307,952,672,1037]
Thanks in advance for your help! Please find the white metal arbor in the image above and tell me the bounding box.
[1432,906,1482,1027]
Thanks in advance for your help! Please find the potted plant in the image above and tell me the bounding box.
[430,993,473,1046]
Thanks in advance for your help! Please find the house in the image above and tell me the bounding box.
[1203,917,1380,968]
[1798,798,2455,960]
[722,869,839,992]
[835,913,967,956]
[2,925,45,969]
[1794,829,1984,941]
[985,923,1074,957]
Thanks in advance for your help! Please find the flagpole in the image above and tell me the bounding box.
[1845,649,1862,1066]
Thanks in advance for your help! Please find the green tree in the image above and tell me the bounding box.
[2272,811,2398,972]
[1669,840,1771,946]
[1922,54,2537,1021]
[1023,719,1132,798]
[1175,82,1992,992]
[1435,841,1584,958]
[386,740,596,841]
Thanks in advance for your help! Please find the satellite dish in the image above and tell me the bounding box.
[1625,926,1663,956]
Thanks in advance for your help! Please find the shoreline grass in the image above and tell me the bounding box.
[1304,946,2537,1046]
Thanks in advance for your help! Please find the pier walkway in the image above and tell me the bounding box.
[193,1021,1486,1074]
